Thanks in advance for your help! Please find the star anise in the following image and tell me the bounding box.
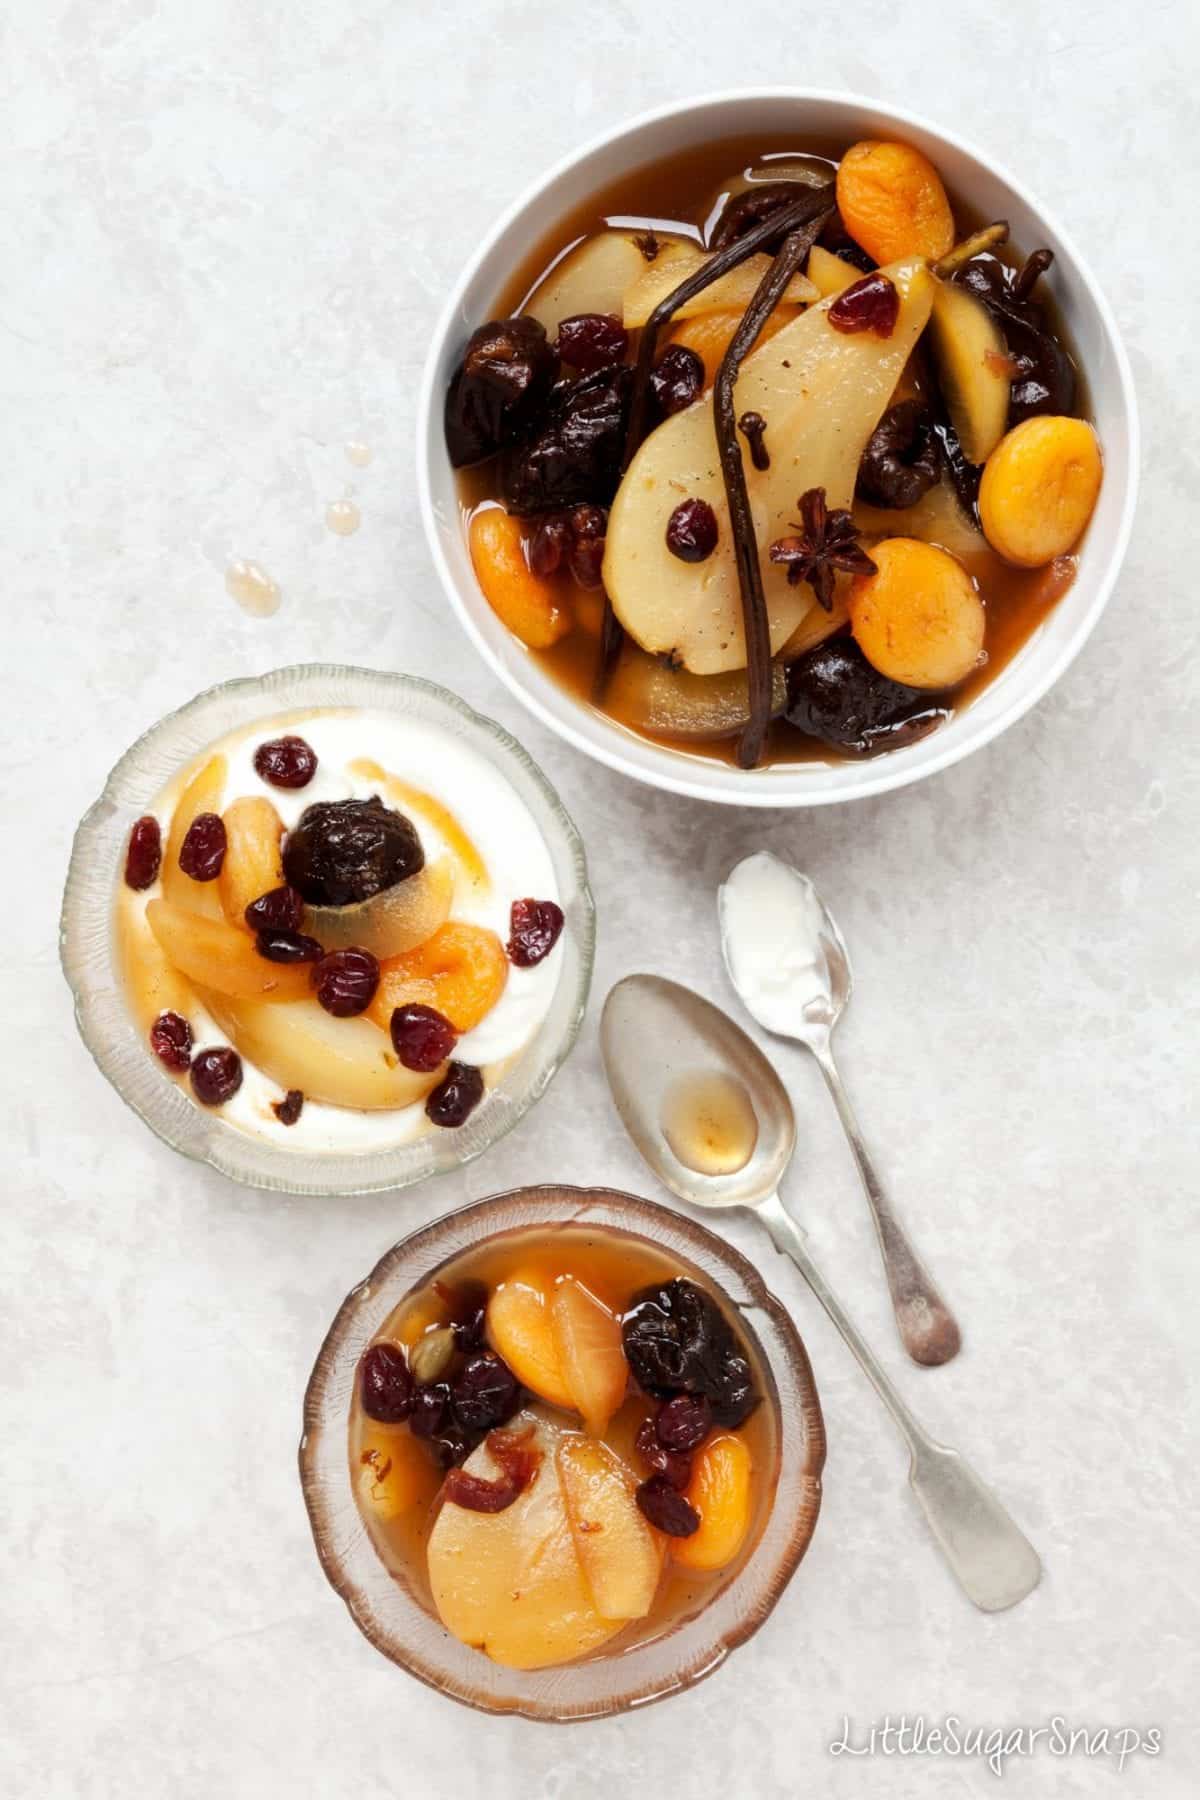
[768,486,877,611]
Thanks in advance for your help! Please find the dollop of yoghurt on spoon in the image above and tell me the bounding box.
[718,850,849,1038]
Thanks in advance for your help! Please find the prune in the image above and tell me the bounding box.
[272,1088,304,1125]
[390,1002,458,1071]
[955,253,1076,426]
[409,1380,452,1439]
[435,1277,488,1350]
[149,1010,192,1072]
[425,1061,485,1129]
[933,419,983,521]
[655,1392,713,1452]
[622,1278,759,1428]
[360,1342,413,1423]
[649,345,704,419]
[452,1351,521,1433]
[829,273,899,338]
[445,317,560,468]
[666,498,719,563]
[857,401,942,508]
[282,796,424,906]
[818,209,876,272]
[178,812,227,881]
[506,897,565,968]
[124,816,162,890]
[313,946,380,1017]
[501,365,632,516]
[634,1417,692,1491]
[429,1426,472,1471]
[555,312,629,373]
[253,735,318,790]
[708,180,807,253]
[635,1474,700,1536]
[189,1046,243,1106]
[785,636,947,755]
[255,928,324,964]
[244,884,305,934]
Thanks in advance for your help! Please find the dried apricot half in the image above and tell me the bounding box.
[369,921,508,1035]
[836,139,955,265]
[469,507,572,649]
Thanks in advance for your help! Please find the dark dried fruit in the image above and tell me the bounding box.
[635,1417,692,1491]
[738,410,770,471]
[313,946,380,1017]
[283,796,424,906]
[178,812,227,881]
[435,1278,489,1350]
[149,1010,192,1072]
[253,735,318,790]
[429,1425,472,1470]
[528,512,573,577]
[709,180,810,253]
[768,486,876,610]
[955,252,1075,425]
[829,272,900,337]
[785,636,947,755]
[933,418,983,521]
[502,365,632,516]
[255,928,324,964]
[655,1392,713,1452]
[818,209,876,272]
[555,312,629,373]
[622,1277,759,1427]
[409,1380,451,1439]
[360,1342,413,1423]
[244,884,305,934]
[443,1427,540,1511]
[390,1002,458,1071]
[649,344,704,419]
[445,317,560,468]
[856,400,942,508]
[425,1061,485,1129]
[635,1473,700,1536]
[272,1088,304,1125]
[452,1351,522,1433]
[189,1045,243,1106]
[666,497,719,563]
[566,503,607,588]
[124,815,162,890]
[507,897,565,968]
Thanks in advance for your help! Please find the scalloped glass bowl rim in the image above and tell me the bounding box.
[298,1185,826,1720]
[416,86,1139,807]
[59,664,595,1196]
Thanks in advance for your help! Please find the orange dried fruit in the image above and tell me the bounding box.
[667,304,800,388]
[978,416,1103,568]
[469,507,573,649]
[836,140,955,265]
[670,1432,754,1573]
[218,796,284,929]
[550,1279,628,1436]
[849,536,985,690]
[368,921,508,1035]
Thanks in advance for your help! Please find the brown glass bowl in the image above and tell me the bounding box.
[299,1185,825,1721]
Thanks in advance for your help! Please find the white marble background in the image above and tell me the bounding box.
[3,1,1198,1794]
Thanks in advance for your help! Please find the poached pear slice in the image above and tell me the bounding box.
[608,645,788,741]
[928,277,1011,464]
[602,257,935,675]
[522,229,686,338]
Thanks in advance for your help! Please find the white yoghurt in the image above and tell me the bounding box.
[718,850,833,1035]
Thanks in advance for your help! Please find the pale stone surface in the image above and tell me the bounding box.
[3,1,1199,1795]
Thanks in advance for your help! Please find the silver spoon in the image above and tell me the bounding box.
[719,850,961,1367]
[601,973,1041,1614]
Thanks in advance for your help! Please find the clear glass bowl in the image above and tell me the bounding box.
[299,1186,825,1721]
[59,665,595,1196]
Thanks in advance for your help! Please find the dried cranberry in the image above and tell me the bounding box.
[390,1002,458,1071]
[555,312,629,373]
[502,364,632,515]
[272,1088,304,1125]
[409,1380,451,1439]
[785,636,946,755]
[149,1010,192,1072]
[666,498,719,563]
[244,884,305,933]
[507,897,565,968]
[829,273,900,338]
[283,796,423,906]
[124,816,162,890]
[655,1392,713,1452]
[452,1351,522,1433]
[425,1062,485,1129]
[622,1278,759,1427]
[529,513,572,576]
[635,1417,692,1490]
[255,928,324,964]
[430,1426,472,1470]
[189,1045,243,1106]
[445,318,560,468]
[649,344,704,419]
[359,1342,413,1423]
[313,946,379,1017]
[178,812,227,881]
[635,1473,700,1536]
[253,735,318,789]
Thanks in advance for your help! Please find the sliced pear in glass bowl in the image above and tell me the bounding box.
[304,856,454,959]
[199,991,444,1110]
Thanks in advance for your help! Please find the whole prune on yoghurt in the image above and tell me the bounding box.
[785,636,947,756]
[282,796,423,906]
[621,1277,759,1427]
[856,401,942,509]
[444,317,560,468]
[501,364,632,516]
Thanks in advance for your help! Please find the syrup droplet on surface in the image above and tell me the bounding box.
[345,439,373,467]
[225,560,281,616]
[660,1070,758,1177]
[326,498,362,536]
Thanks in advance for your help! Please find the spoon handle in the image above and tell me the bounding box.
[756,1190,1041,1614]
[812,1038,961,1367]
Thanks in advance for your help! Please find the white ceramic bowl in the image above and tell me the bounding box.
[418,89,1138,808]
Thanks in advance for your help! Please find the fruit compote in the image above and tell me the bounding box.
[447,134,1101,769]
[349,1224,779,1670]
[114,708,566,1148]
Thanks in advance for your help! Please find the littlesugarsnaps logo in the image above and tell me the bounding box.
[828,1715,1163,1779]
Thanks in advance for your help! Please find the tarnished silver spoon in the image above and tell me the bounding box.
[600,973,1040,1614]
[720,850,961,1367]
